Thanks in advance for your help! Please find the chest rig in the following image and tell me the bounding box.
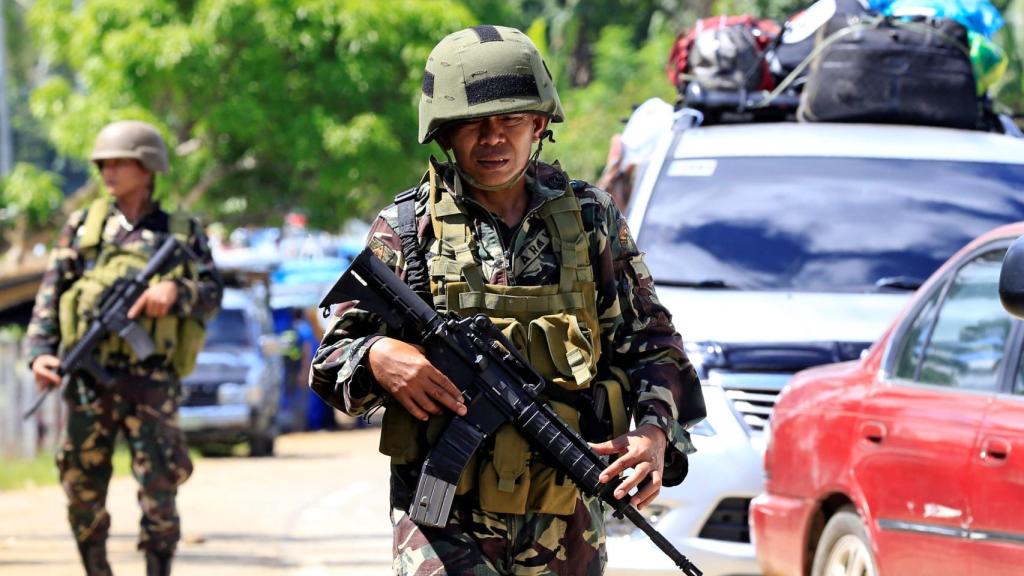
[57,198,205,378]
[380,164,630,516]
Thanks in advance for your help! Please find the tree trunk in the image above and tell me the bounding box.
[182,157,258,210]
[1,215,27,268]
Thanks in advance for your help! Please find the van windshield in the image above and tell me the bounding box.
[638,156,1024,291]
[205,309,251,348]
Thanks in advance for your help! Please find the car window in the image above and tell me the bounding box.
[893,288,944,381]
[1016,357,1024,395]
[639,156,1024,291]
[913,249,1010,392]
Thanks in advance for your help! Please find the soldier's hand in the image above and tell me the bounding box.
[128,280,179,319]
[31,354,61,391]
[367,337,467,421]
[590,423,667,510]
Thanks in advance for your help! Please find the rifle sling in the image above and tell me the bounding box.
[394,188,432,304]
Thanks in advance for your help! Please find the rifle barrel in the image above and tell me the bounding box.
[621,506,703,576]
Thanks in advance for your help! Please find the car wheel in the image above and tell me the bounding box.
[248,433,275,458]
[811,507,878,576]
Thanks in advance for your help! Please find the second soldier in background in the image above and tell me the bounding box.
[27,121,223,576]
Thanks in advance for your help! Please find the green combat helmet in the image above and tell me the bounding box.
[90,120,169,173]
[418,25,565,144]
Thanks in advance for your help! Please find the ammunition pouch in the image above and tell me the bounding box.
[378,168,633,516]
[58,198,206,378]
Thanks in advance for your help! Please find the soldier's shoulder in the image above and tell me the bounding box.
[60,208,91,245]
[568,179,619,232]
[571,180,616,209]
[379,183,429,231]
[66,207,90,228]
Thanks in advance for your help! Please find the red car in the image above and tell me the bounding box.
[751,222,1024,576]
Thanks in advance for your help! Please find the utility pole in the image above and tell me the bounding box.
[0,2,13,177]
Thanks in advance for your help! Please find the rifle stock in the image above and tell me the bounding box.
[321,248,703,576]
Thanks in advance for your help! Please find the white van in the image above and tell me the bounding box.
[605,114,1024,576]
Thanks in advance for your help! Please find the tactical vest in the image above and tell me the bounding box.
[379,165,630,516]
[57,198,206,378]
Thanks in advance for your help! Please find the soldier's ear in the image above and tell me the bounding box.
[435,132,451,151]
[532,115,550,141]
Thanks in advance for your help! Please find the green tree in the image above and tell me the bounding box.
[994,0,1024,114]
[28,0,476,228]
[0,162,63,265]
[544,23,677,181]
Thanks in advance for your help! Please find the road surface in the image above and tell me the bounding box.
[0,429,394,576]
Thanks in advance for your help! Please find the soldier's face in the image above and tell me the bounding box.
[442,113,549,189]
[98,158,153,200]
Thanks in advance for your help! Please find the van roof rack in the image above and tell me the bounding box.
[676,82,800,125]
[674,82,1022,136]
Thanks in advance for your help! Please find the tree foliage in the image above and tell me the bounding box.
[28,0,475,228]
[9,0,1024,238]
[1,162,62,227]
[0,162,63,265]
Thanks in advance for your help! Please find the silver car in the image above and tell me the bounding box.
[179,287,283,457]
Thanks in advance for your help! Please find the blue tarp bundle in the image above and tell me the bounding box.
[868,0,1004,38]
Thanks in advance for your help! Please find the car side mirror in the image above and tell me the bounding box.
[999,235,1024,319]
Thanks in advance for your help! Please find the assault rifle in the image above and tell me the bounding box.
[320,248,702,576]
[23,237,189,419]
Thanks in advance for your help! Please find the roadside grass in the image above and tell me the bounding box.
[0,445,202,491]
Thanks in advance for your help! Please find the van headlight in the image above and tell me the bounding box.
[605,502,672,538]
[684,341,724,381]
[689,419,716,437]
[217,382,246,405]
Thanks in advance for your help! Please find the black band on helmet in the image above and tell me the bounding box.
[471,25,503,43]
[465,74,539,106]
[422,71,435,97]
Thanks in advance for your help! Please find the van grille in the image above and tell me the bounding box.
[708,372,788,434]
[182,382,219,407]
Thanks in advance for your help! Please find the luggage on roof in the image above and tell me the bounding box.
[666,0,1013,132]
[768,0,874,86]
[798,15,979,129]
[667,16,779,93]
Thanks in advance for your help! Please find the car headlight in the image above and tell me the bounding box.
[217,382,246,405]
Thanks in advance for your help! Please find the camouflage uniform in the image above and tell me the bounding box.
[311,160,700,575]
[27,201,223,559]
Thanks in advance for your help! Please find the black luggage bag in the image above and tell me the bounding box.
[798,16,979,129]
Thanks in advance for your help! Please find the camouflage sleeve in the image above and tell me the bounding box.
[26,210,87,365]
[587,188,700,472]
[309,214,404,415]
[173,218,223,321]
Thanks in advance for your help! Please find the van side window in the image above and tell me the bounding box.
[911,249,1010,392]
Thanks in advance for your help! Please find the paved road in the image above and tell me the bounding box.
[0,429,394,576]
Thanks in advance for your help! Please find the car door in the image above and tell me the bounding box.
[969,325,1024,575]
[853,246,1012,575]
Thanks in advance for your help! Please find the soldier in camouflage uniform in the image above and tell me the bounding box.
[27,120,223,576]
[310,25,704,575]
